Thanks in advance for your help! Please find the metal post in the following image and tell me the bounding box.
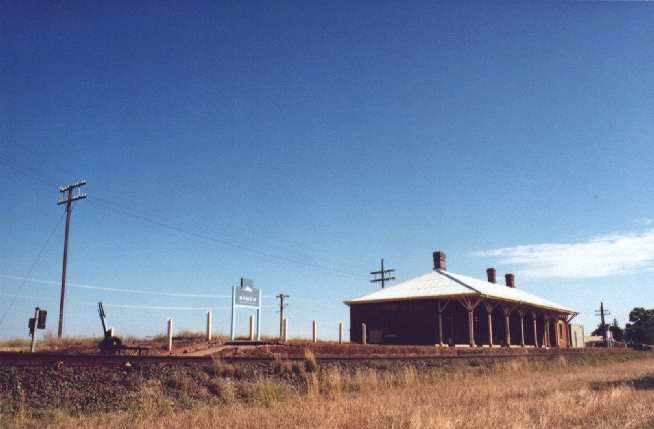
[30,308,40,353]
[361,323,367,345]
[230,285,236,341]
[167,318,173,351]
[338,322,343,344]
[206,311,212,341]
[256,288,262,341]
[312,320,317,342]
[249,315,254,341]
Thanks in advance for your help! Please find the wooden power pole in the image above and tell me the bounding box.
[57,180,87,338]
[370,258,395,289]
[276,293,289,338]
[594,301,611,346]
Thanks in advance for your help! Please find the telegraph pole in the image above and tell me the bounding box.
[594,301,611,346]
[276,293,289,338]
[370,258,395,289]
[57,180,87,338]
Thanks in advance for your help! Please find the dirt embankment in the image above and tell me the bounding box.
[0,350,646,417]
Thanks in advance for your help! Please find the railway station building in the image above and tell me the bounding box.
[345,251,577,347]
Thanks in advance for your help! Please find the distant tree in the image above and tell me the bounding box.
[591,319,624,342]
[609,318,624,342]
[624,308,654,344]
[591,323,607,337]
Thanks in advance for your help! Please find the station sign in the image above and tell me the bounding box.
[236,278,259,307]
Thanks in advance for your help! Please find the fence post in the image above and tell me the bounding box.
[338,322,343,344]
[167,319,173,351]
[206,311,212,341]
[283,318,288,342]
[361,323,367,345]
[312,320,317,343]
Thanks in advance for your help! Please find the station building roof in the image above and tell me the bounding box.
[344,269,576,314]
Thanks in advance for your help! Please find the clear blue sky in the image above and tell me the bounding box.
[1,2,653,340]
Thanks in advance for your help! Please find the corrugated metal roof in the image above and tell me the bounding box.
[344,269,576,314]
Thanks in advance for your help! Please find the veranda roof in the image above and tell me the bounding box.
[344,269,576,314]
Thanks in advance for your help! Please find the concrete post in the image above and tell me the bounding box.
[167,318,173,351]
[312,320,317,343]
[283,318,288,342]
[519,312,525,347]
[256,288,262,341]
[249,315,254,341]
[467,310,475,347]
[361,323,367,345]
[554,320,560,348]
[338,322,343,344]
[206,311,212,342]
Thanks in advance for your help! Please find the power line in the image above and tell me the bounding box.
[0,274,234,299]
[89,196,366,280]
[0,148,365,273]
[0,211,65,328]
[0,151,368,280]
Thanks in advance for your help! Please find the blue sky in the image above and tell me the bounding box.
[1,2,653,341]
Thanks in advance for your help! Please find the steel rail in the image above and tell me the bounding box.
[0,349,621,368]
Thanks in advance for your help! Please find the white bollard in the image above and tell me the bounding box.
[249,315,254,341]
[206,311,213,341]
[312,320,317,343]
[338,322,343,344]
[167,319,173,351]
[361,323,367,345]
[283,318,288,342]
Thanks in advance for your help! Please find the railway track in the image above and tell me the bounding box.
[0,349,614,368]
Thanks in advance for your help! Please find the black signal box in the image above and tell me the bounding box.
[37,310,47,329]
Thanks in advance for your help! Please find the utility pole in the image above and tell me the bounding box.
[57,180,87,338]
[276,293,289,338]
[594,301,611,346]
[370,258,395,289]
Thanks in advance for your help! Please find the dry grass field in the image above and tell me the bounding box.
[3,353,654,429]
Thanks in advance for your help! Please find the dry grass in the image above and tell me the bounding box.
[3,355,654,428]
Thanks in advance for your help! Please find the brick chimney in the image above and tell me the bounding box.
[433,251,446,271]
[486,268,496,284]
[505,273,516,288]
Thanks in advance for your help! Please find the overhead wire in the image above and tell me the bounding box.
[0,210,65,328]
[0,149,368,280]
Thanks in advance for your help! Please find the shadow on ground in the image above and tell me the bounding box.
[591,376,654,392]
